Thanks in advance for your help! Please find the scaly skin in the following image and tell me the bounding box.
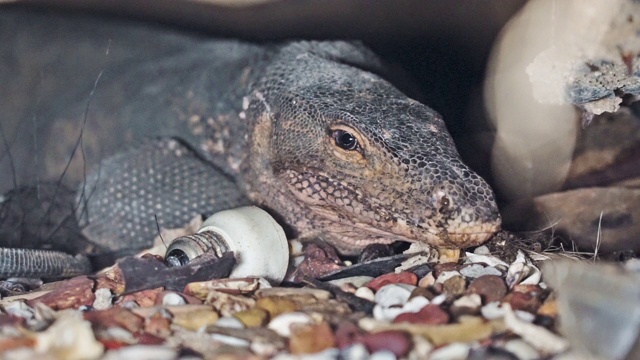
[0,10,501,277]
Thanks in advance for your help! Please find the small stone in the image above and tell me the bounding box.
[374,283,415,308]
[460,264,502,278]
[430,342,470,360]
[502,339,540,360]
[83,307,144,333]
[433,262,459,278]
[144,311,172,338]
[537,296,558,318]
[184,277,261,299]
[334,321,364,349]
[368,272,418,291]
[119,288,163,308]
[255,296,297,318]
[467,275,507,304]
[256,287,332,300]
[481,302,504,320]
[205,290,256,317]
[442,275,466,296]
[289,321,336,354]
[369,350,397,360]
[172,309,220,331]
[328,276,374,289]
[92,288,113,310]
[405,264,433,279]
[418,271,436,288]
[160,292,186,306]
[340,343,369,359]
[504,292,542,313]
[355,286,375,302]
[394,304,450,325]
[453,294,482,309]
[435,270,461,284]
[215,316,246,329]
[102,345,176,360]
[450,294,482,317]
[268,312,314,337]
[361,330,412,358]
[410,286,439,300]
[26,277,96,310]
[233,307,269,328]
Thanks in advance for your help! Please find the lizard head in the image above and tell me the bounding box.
[247,41,501,254]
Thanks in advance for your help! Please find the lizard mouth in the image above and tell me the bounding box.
[309,203,501,253]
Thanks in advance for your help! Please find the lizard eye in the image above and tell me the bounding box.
[333,130,358,150]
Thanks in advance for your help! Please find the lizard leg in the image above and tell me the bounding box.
[76,137,252,255]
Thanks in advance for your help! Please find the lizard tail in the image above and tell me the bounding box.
[0,248,91,279]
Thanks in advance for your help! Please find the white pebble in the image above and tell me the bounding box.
[355,286,375,302]
[161,292,186,306]
[369,350,397,360]
[481,301,504,320]
[430,293,447,305]
[503,339,540,360]
[435,270,461,284]
[452,294,482,309]
[473,245,491,255]
[210,333,250,347]
[341,343,370,360]
[92,288,113,310]
[429,342,470,360]
[329,276,374,288]
[215,316,245,329]
[102,345,177,360]
[374,283,415,307]
[460,264,502,279]
[268,312,314,337]
[401,296,430,314]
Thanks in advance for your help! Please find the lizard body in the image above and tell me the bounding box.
[0,9,500,277]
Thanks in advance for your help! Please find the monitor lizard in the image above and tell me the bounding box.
[0,9,501,278]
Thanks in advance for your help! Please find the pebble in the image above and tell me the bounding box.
[354,286,375,302]
[328,276,374,289]
[373,285,423,321]
[268,312,314,337]
[504,291,542,313]
[417,272,436,287]
[460,264,502,278]
[429,342,470,360]
[215,316,246,329]
[393,304,449,325]
[256,296,297,318]
[374,284,415,308]
[467,275,508,304]
[257,287,332,300]
[102,345,177,360]
[435,270,461,284]
[502,339,541,360]
[368,272,418,291]
[289,321,336,354]
[442,275,466,296]
[334,321,364,350]
[160,292,186,306]
[233,307,269,328]
[369,350,398,360]
[209,333,251,347]
[92,288,113,310]
[481,302,504,320]
[341,343,369,360]
[172,309,220,331]
[361,330,412,358]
